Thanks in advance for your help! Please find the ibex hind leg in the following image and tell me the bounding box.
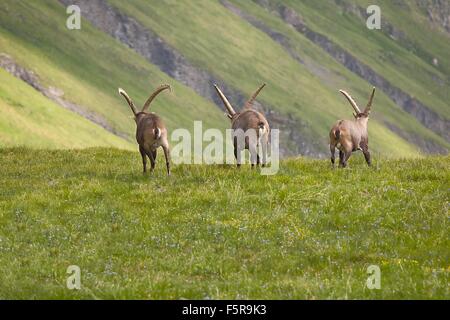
[362,148,371,167]
[330,144,336,168]
[256,143,261,167]
[256,136,265,167]
[162,145,171,176]
[342,151,352,168]
[260,137,268,167]
[139,146,147,173]
[144,149,156,173]
[233,137,241,168]
[151,149,157,171]
[249,144,258,169]
[338,150,345,168]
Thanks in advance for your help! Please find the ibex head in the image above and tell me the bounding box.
[339,87,375,120]
[213,83,266,121]
[118,84,171,123]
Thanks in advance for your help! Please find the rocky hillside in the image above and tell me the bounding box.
[0,0,448,157]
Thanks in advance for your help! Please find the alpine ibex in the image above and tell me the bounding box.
[118,85,172,175]
[214,83,270,167]
[329,87,375,168]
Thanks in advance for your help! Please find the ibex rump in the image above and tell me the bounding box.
[329,87,375,168]
[214,84,270,167]
[118,85,172,175]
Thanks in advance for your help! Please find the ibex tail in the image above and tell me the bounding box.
[154,127,161,139]
[334,129,340,140]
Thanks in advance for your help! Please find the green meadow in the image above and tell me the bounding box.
[0,148,448,299]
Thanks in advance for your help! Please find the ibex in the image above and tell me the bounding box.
[214,83,270,167]
[118,85,172,175]
[329,87,375,168]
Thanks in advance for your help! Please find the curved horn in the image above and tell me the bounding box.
[142,84,171,112]
[364,87,376,114]
[118,88,138,116]
[339,89,361,114]
[245,83,266,109]
[213,84,236,116]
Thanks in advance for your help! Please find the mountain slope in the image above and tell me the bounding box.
[0,0,226,149]
[106,0,450,155]
[0,68,131,149]
[278,0,449,134]
[0,0,448,157]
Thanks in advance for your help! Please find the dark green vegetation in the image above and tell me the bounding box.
[0,148,448,299]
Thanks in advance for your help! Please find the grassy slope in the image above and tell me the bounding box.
[354,0,450,77]
[0,69,132,149]
[0,0,226,148]
[283,0,449,118]
[0,148,448,299]
[109,0,429,157]
[0,1,447,155]
[227,0,449,153]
